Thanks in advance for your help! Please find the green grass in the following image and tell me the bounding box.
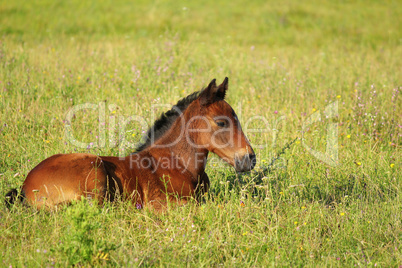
[0,0,401,266]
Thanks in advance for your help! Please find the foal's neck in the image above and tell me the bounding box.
[148,117,209,180]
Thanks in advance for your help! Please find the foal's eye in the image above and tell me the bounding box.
[215,120,228,128]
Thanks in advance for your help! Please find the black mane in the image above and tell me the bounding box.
[134,90,201,152]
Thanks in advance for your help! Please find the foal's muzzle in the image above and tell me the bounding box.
[235,154,256,172]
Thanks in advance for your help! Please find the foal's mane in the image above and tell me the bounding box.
[134,90,201,152]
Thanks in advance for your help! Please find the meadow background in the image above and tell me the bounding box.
[0,0,401,266]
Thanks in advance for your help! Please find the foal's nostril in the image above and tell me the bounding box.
[249,154,256,170]
[235,153,257,172]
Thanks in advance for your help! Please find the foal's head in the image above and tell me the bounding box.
[187,78,256,172]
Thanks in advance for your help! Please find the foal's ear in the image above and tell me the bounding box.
[216,77,229,99]
[199,77,229,106]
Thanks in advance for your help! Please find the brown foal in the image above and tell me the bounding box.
[5,78,256,210]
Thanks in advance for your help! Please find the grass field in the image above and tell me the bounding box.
[0,0,401,266]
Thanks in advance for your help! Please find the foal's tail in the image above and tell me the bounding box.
[5,188,24,209]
